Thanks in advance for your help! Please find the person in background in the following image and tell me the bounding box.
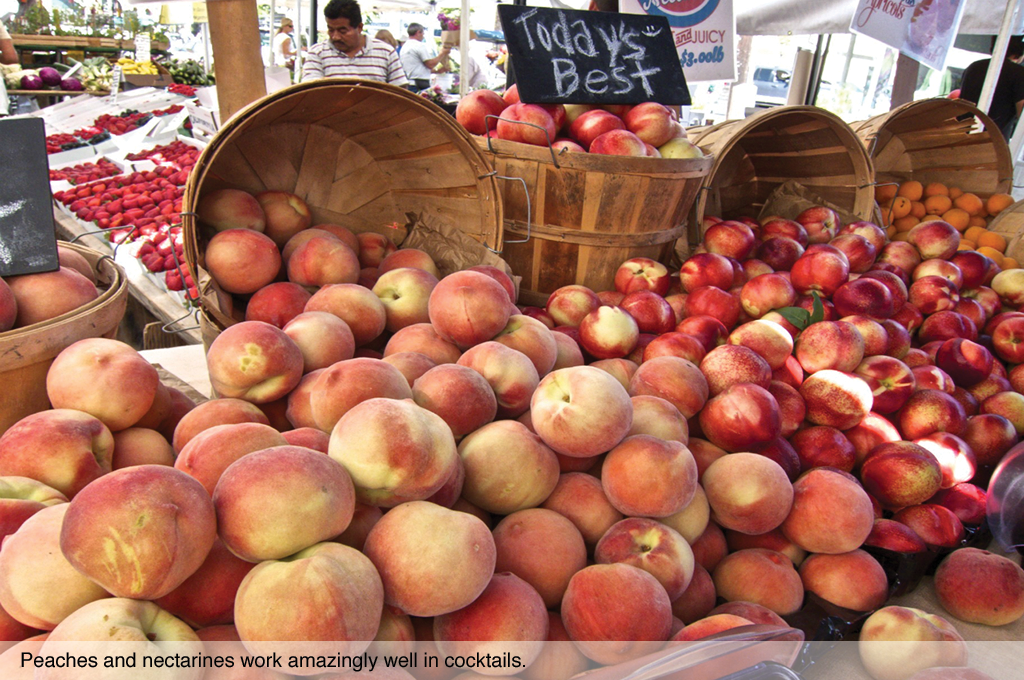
[400,22,449,91]
[375,30,398,50]
[273,18,298,71]
[959,35,1024,140]
[301,0,408,86]
[1,23,18,66]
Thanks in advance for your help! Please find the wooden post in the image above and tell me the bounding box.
[207,0,267,124]
[890,53,919,110]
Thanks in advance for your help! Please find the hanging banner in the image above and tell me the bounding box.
[620,0,736,83]
[850,0,967,72]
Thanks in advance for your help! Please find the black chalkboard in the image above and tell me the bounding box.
[498,5,691,106]
[0,118,60,278]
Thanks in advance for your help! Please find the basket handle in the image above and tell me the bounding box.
[483,115,561,168]
[478,171,531,254]
[161,308,200,334]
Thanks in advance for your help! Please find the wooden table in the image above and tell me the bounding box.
[52,208,203,347]
[7,89,81,100]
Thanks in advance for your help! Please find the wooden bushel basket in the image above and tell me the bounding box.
[476,136,713,306]
[987,199,1024,263]
[0,242,128,435]
[853,98,1013,198]
[183,80,503,330]
[689,106,875,230]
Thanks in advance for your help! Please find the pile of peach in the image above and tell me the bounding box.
[2,191,1024,680]
[878,182,1017,269]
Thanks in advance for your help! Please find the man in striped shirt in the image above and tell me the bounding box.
[301,0,409,86]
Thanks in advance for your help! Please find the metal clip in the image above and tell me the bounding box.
[483,114,561,168]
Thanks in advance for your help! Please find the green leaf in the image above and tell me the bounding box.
[776,306,811,330]
[809,291,825,325]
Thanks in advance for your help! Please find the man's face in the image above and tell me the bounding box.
[327,17,362,53]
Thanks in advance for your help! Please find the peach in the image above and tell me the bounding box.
[698,383,781,452]
[758,235,805,271]
[383,351,438,387]
[197,188,265,232]
[578,305,640,359]
[456,88,508,134]
[385,322,462,365]
[532,366,633,458]
[493,508,587,609]
[561,563,673,665]
[282,228,339,265]
[709,601,787,627]
[981,391,1024,435]
[601,435,697,518]
[363,501,495,617]
[859,606,968,680]
[206,321,304,405]
[552,331,585,369]
[704,220,757,260]
[380,248,441,278]
[725,527,806,567]
[499,103,558,146]
[412,364,497,438]
[799,549,889,612]
[790,249,850,297]
[670,613,755,641]
[900,389,968,439]
[847,413,903,466]
[590,358,639,391]
[680,253,735,293]
[5,267,98,327]
[283,311,356,373]
[0,276,15,332]
[305,283,388,347]
[213,446,354,562]
[861,441,943,509]
[46,338,159,432]
[833,277,898,319]
[739,272,796,318]
[56,244,95,282]
[963,414,1019,466]
[433,573,548,672]
[373,267,439,333]
[795,320,866,373]
[234,542,382,659]
[727,319,794,370]
[59,465,216,599]
[909,220,961,260]
[789,425,856,472]
[615,257,672,296]
[684,285,742,329]
[309,358,413,432]
[0,476,66,544]
[254,191,311,247]
[0,504,109,630]
[712,549,804,615]
[643,331,707,364]
[457,341,540,418]
[492,315,558,376]
[769,381,806,439]
[892,504,964,548]
[864,517,928,553]
[520,612,590,680]
[205,229,281,295]
[700,344,772,396]
[281,369,323,429]
[855,356,916,414]
[288,235,360,288]
[541,472,624,547]
[753,437,801,481]
[171,398,269,453]
[153,538,254,628]
[328,398,457,508]
[595,517,695,600]
[627,395,688,444]
[458,420,559,514]
[111,427,174,469]
[691,521,729,572]
[357,232,397,268]
[429,271,513,349]
[0,410,113,498]
[800,370,874,431]
[546,285,601,327]
[782,468,875,554]
[336,502,383,551]
[672,563,716,624]
[702,453,793,535]
[934,548,1024,626]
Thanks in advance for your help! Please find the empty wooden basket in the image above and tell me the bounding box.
[689,105,875,230]
[853,98,1013,198]
[477,137,713,306]
[183,79,504,329]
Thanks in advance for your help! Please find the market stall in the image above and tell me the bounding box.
[3,2,1024,679]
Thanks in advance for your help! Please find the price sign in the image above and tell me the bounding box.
[135,33,152,64]
[192,3,209,24]
[498,5,691,105]
[0,119,60,278]
[111,65,123,103]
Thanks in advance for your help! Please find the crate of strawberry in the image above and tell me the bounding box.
[136,227,199,300]
[167,83,197,98]
[52,166,189,236]
[93,111,155,135]
[49,158,124,185]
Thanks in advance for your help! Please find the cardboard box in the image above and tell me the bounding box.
[123,62,174,90]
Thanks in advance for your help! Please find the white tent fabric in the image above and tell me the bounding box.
[735,0,1019,36]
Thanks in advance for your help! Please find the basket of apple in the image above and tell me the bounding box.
[455,85,713,306]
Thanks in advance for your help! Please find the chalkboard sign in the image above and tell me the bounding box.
[0,118,60,278]
[498,5,691,106]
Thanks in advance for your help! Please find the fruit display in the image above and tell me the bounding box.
[48,158,122,184]
[43,107,183,155]
[114,56,159,76]
[0,244,103,333]
[167,83,198,98]
[78,57,114,93]
[455,86,703,159]
[878,181,1018,269]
